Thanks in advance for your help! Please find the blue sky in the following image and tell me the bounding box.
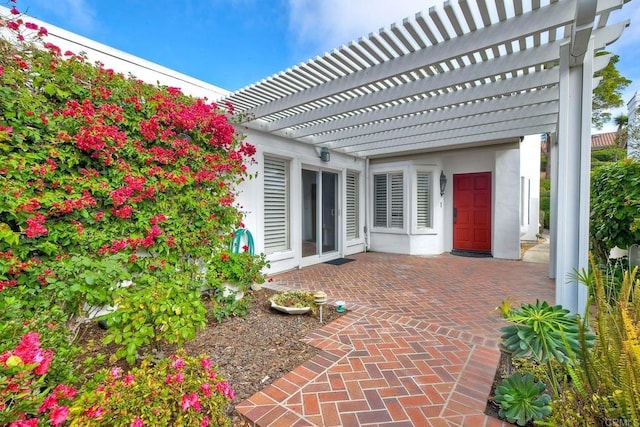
[9,0,640,131]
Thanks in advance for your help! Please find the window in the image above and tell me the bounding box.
[346,172,359,239]
[263,156,289,254]
[374,172,403,229]
[416,172,432,229]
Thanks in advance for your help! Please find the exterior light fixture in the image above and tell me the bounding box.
[440,171,447,196]
[320,147,330,162]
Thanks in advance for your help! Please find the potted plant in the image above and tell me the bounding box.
[206,251,269,299]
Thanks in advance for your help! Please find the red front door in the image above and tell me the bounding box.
[453,172,492,253]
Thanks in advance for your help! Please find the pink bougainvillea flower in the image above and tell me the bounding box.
[54,384,76,400]
[85,406,104,418]
[200,383,212,397]
[130,416,144,427]
[180,392,201,412]
[9,419,39,427]
[38,394,58,413]
[25,214,47,238]
[124,374,135,386]
[33,349,53,375]
[110,366,122,379]
[171,358,185,369]
[201,357,211,371]
[10,5,19,14]
[216,381,235,400]
[200,416,211,427]
[49,405,69,426]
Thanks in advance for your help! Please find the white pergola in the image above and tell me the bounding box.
[222,0,631,313]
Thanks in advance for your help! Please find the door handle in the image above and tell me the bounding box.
[453,207,457,224]
[331,209,335,217]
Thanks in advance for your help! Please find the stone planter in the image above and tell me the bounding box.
[269,300,311,315]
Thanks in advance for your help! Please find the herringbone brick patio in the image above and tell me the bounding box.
[237,252,554,426]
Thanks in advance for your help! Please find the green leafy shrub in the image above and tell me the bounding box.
[590,160,640,263]
[591,147,627,165]
[494,372,551,426]
[209,291,251,323]
[539,178,550,229]
[103,270,207,364]
[69,350,233,426]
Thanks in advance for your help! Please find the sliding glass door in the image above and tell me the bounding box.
[302,169,338,258]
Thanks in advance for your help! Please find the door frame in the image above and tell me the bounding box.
[300,166,341,266]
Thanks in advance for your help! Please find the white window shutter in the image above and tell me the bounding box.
[389,173,404,228]
[346,172,359,239]
[263,156,289,253]
[374,174,387,227]
[417,172,432,229]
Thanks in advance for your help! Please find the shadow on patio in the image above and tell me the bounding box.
[237,252,554,426]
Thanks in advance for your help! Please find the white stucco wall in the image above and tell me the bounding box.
[519,135,541,241]
[494,148,522,259]
[368,141,522,260]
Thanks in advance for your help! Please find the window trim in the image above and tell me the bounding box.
[372,171,405,231]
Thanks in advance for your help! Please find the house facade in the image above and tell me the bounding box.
[4,0,631,313]
[236,129,541,274]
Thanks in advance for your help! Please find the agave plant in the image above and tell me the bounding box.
[500,300,592,364]
[494,373,551,426]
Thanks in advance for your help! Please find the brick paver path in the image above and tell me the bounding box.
[237,252,554,426]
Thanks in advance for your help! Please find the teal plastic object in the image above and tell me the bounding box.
[230,228,255,254]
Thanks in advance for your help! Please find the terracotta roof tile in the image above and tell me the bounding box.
[591,132,618,149]
[540,132,619,153]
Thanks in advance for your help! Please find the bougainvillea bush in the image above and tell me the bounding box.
[1,2,255,422]
[70,350,233,427]
[0,3,256,330]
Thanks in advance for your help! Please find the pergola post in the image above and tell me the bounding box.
[554,38,594,314]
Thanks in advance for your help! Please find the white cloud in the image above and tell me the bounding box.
[287,0,435,56]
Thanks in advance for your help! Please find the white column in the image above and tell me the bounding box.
[549,132,557,280]
[554,41,593,314]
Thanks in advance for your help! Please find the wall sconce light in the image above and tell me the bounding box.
[320,147,330,162]
[439,170,447,196]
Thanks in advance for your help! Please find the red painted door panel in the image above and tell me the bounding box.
[453,172,492,252]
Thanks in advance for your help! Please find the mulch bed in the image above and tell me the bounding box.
[75,288,344,426]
